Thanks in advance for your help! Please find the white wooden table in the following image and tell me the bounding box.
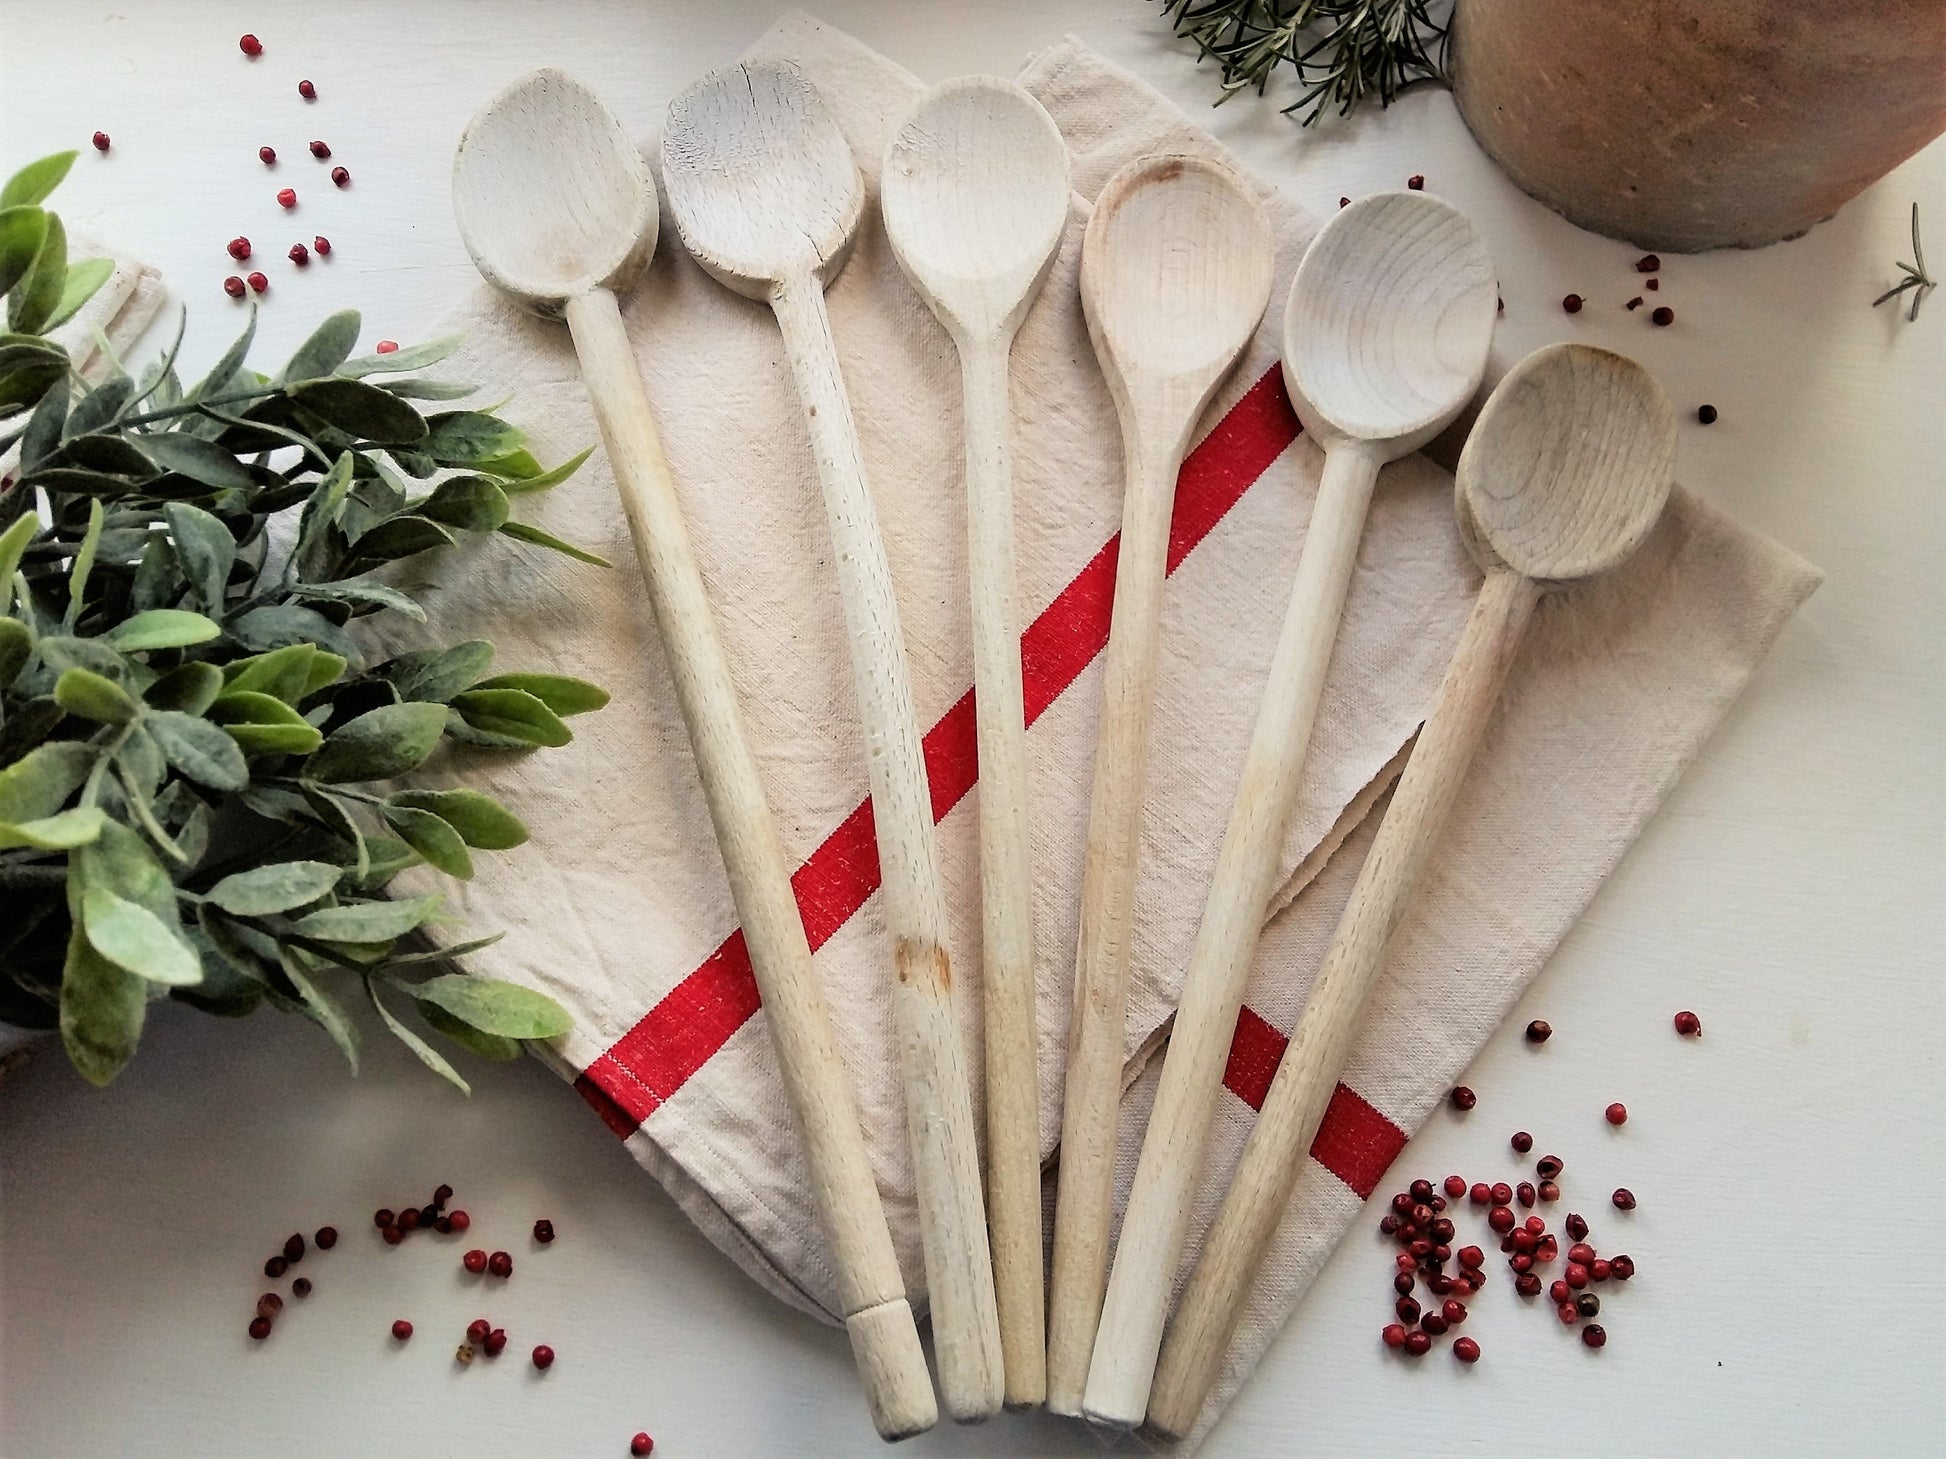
[3,3,1941,1455]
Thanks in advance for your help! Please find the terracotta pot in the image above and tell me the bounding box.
[1451,0,1946,251]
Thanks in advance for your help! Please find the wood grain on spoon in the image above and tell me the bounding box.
[882,75,1070,1413]
[663,61,1004,1425]
[1144,343,1676,1438]
[1082,191,1497,1430]
[452,68,936,1443]
[1044,152,1274,1416]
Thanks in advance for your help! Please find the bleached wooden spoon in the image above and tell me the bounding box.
[1081,190,1496,1429]
[662,61,1004,1425]
[452,68,936,1443]
[1143,342,1676,1439]
[1044,152,1274,1416]
[881,75,1070,1413]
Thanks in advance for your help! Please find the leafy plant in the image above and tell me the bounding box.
[0,152,608,1090]
[1157,0,1451,125]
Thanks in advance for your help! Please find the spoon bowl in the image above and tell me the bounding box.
[1282,191,1497,457]
[451,67,657,315]
[1457,342,1676,582]
[881,77,1070,343]
[662,61,863,301]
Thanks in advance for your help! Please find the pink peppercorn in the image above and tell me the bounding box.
[1525,1020,1552,1044]
[532,1344,555,1370]
[1406,174,1425,190]
[1651,306,1675,326]
[1449,1085,1476,1111]
[299,79,317,100]
[276,188,296,209]
[239,34,263,57]
[315,1226,337,1250]
[1442,1299,1467,1325]
[1510,1131,1533,1154]
[1490,1182,1512,1207]
[92,132,111,152]
[1536,1154,1564,1179]
[1568,1242,1597,1266]
[1517,1182,1536,1208]
[382,1226,403,1246]
[398,1208,420,1233]
[259,146,276,165]
[435,1184,454,1207]
[1403,1331,1432,1357]
[392,1320,413,1341]
[376,340,399,354]
[463,1249,488,1274]
[1488,1206,1515,1235]
[1453,1336,1481,1363]
[1524,1215,1545,1235]
[374,1208,395,1229]
[468,1319,491,1345]
[313,235,332,257]
[223,276,246,298]
[1469,1182,1491,1206]
[256,1293,283,1320]
[488,1251,513,1278]
[1565,1263,1590,1289]
[1582,1324,1607,1349]
[1538,1181,1561,1202]
[264,1256,287,1279]
[1606,1103,1628,1126]
[1394,1271,1416,1296]
[1674,1010,1702,1036]
[1550,1278,1571,1303]
[1514,1272,1542,1297]
[289,243,309,267]
[1610,1254,1635,1281]
[310,140,331,159]
[1443,1175,1467,1199]
[485,1328,508,1357]
[1420,1312,1449,1337]
[1612,1188,1637,1211]
[1566,1212,1589,1241]
[632,1434,655,1456]
[1457,1245,1484,1269]
[1562,294,1584,314]
[448,1210,470,1233]
[331,166,350,187]
[1556,1302,1578,1326]
[1396,1296,1421,1324]
[1591,1259,1613,1282]
[227,236,252,261]
[246,270,269,293]
[1635,254,1661,273]
[1381,1320,1408,1349]
[249,1316,272,1340]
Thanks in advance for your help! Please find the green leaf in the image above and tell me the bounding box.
[497,444,594,496]
[293,450,356,564]
[0,510,38,613]
[146,708,250,789]
[337,834,419,892]
[0,616,31,687]
[144,661,225,714]
[421,411,524,466]
[411,973,570,1040]
[205,860,343,916]
[65,374,135,438]
[376,640,493,703]
[100,609,221,652]
[44,256,114,333]
[497,519,612,568]
[419,998,522,1061]
[40,634,132,684]
[282,309,361,382]
[470,673,608,717]
[366,977,470,1093]
[448,688,571,748]
[381,803,473,879]
[135,430,256,490]
[0,206,49,299]
[290,892,442,943]
[343,513,453,568]
[291,576,426,620]
[415,475,509,532]
[207,690,325,755]
[54,666,138,723]
[188,308,255,402]
[162,501,236,610]
[9,212,67,335]
[74,816,180,926]
[81,885,203,985]
[289,377,428,444]
[338,333,464,377]
[1,152,78,209]
[0,806,106,849]
[389,788,528,850]
[18,372,68,471]
[222,643,323,703]
[303,700,449,784]
[278,950,359,1072]
[64,497,104,623]
[0,738,95,821]
[227,603,360,664]
[129,535,182,613]
[378,377,478,402]
[59,922,146,1086]
[471,447,542,479]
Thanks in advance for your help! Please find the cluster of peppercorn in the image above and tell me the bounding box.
[1561,258,1718,424]
[217,33,350,300]
[247,1224,334,1339]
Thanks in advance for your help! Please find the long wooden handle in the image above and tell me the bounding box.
[769,276,1004,1424]
[1044,428,1183,1414]
[1145,564,1541,1439]
[562,288,936,1441]
[1081,442,1382,1428]
[960,334,1045,1410]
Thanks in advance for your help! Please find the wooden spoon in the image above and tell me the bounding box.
[1044,152,1274,1416]
[1143,342,1676,1439]
[662,61,1004,1425]
[881,75,1071,1412]
[1081,191,1496,1429]
[452,69,937,1443]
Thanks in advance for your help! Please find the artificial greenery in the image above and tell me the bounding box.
[1158,0,1451,125]
[1873,203,1935,323]
[0,151,609,1090]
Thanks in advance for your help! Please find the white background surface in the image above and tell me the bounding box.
[2,3,1942,1455]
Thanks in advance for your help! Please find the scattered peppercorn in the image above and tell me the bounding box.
[259,146,276,165]
[292,1277,312,1298]
[436,1217,453,1234]
[463,1249,488,1274]
[1550,1278,1571,1303]
[631,1434,655,1457]
[1441,1299,1467,1326]
[398,1208,420,1233]
[1488,1206,1515,1235]
[376,340,400,353]
[374,1209,395,1229]
[264,1255,287,1279]
[468,1319,492,1345]
[1626,296,1644,310]
[1469,1182,1491,1206]
[1582,1323,1607,1349]
[1442,1175,1467,1200]
[227,236,252,262]
[485,1328,509,1357]
[1567,1242,1596,1266]
[1646,277,1660,290]
[392,1319,413,1342]
[1695,405,1717,426]
[1674,1010,1702,1035]
[1565,1263,1590,1289]
[448,1210,470,1233]
[532,1344,555,1371]
[1407,174,1425,190]
[1555,1302,1578,1326]
[223,275,246,298]
[1609,1254,1635,1281]
[1612,1188,1637,1210]
[1565,1212,1589,1241]
[488,1251,513,1278]
[249,1316,272,1340]
[1381,1322,1407,1349]
[246,271,269,295]
[419,1205,439,1228]
[534,1219,556,1244]
[1562,294,1583,314]
[1525,1020,1552,1044]
[331,166,350,188]
[1420,1311,1449,1337]
[239,34,263,57]
[1606,1102,1628,1126]
[1538,1180,1561,1203]
[1536,1155,1563,1179]
[456,1343,476,1365]
[283,1233,305,1262]
[1510,1131,1533,1153]
[298,79,317,100]
[310,140,331,159]
[1403,1330,1432,1357]
[435,1184,454,1207]
[382,1226,404,1246]
[1635,254,1661,273]
[1452,1335,1481,1363]
[1396,1296,1421,1324]
[257,1293,283,1320]
[91,132,111,153]
[1514,1272,1542,1297]
[1590,1258,1613,1282]
[1449,1085,1476,1111]
[1651,306,1674,326]
[313,235,333,257]
[1457,1245,1484,1269]
[1339,197,1350,208]
[277,187,297,209]
[315,1226,337,1250]
[1394,1270,1416,1296]
[1490,1182,1512,1207]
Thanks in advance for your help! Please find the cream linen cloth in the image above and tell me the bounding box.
[372,12,1820,1448]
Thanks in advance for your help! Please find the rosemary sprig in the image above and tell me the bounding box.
[1158,0,1452,125]
[1873,203,1936,322]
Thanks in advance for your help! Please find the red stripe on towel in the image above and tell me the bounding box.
[578,364,1399,1197]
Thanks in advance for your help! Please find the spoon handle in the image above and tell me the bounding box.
[769,275,1005,1423]
[1081,442,1383,1429]
[562,287,936,1441]
[1145,563,1541,1438]
[960,334,1046,1409]
[1045,430,1183,1414]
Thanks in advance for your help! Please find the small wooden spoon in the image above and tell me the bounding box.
[1143,342,1675,1439]
[1081,191,1496,1429]
[882,75,1071,1413]
[1044,152,1274,1416]
[452,69,937,1442]
[663,61,1004,1425]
